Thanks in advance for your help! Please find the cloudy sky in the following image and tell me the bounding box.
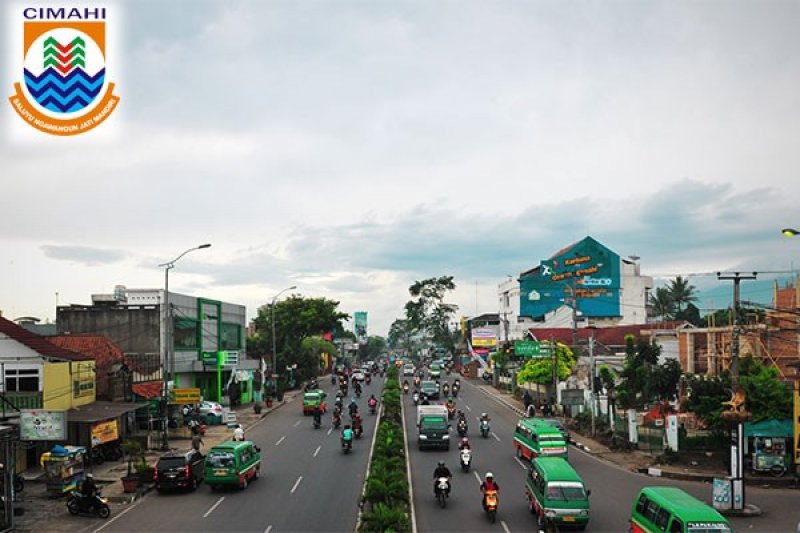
[2,0,799,335]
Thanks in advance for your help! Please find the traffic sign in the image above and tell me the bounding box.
[514,341,552,358]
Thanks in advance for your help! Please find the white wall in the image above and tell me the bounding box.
[619,260,652,325]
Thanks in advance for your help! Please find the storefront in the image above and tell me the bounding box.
[66,401,150,466]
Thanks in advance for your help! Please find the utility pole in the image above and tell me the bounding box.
[589,333,596,437]
[716,271,757,512]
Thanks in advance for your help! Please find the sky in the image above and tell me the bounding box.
[2,0,799,336]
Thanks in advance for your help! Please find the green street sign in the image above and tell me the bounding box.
[515,341,552,359]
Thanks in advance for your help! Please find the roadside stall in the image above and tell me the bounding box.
[40,445,86,496]
[744,419,792,477]
[168,388,202,439]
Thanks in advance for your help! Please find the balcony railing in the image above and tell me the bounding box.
[1,391,43,412]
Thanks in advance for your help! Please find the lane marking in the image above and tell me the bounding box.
[92,497,140,532]
[465,405,472,411]
[290,475,303,494]
[265,526,273,533]
[203,497,225,518]
[327,427,333,436]
[473,470,482,484]
[501,520,511,533]
[293,420,301,427]
[275,436,285,446]
[400,385,418,533]
[313,445,321,457]
[491,432,501,442]
[515,456,527,470]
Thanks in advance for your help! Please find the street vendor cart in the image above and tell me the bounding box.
[40,445,86,496]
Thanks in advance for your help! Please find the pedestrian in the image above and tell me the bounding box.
[523,390,532,409]
[526,403,536,418]
[233,424,245,441]
[192,433,204,452]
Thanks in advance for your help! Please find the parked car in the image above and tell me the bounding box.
[198,401,224,425]
[540,417,571,443]
[154,450,205,492]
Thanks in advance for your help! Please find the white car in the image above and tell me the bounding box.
[403,364,415,376]
[351,371,365,382]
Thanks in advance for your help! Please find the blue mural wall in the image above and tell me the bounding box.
[519,236,621,319]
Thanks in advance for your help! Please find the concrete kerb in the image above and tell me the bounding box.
[355,376,385,533]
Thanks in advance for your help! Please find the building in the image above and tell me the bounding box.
[498,236,652,337]
[57,287,258,403]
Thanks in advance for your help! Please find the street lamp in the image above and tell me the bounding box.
[782,228,800,238]
[271,286,296,389]
[158,243,211,450]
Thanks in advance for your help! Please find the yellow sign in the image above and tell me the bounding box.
[472,338,497,347]
[794,380,800,464]
[170,388,201,405]
[91,419,118,445]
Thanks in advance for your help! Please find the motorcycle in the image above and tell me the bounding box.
[442,384,450,396]
[353,419,363,439]
[66,490,111,519]
[331,374,337,385]
[313,415,321,429]
[414,376,420,388]
[333,413,342,429]
[341,436,353,454]
[484,489,499,523]
[435,477,450,508]
[412,391,420,406]
[402,383,409,395]
[452,384,460,398]
[480,420,490,438]
[460,448,472,472]
[355,388,362,399]
[447,404,456,420]
[457,419,468,437]
[368,401,377,415]
[365,375,372,386]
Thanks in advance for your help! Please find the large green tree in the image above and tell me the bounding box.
[248,295,349,384]
[648,287,675,321]
[402,276,458,351]
[361,335,387,361]
[668,275,697,313]
[516,343,576,385]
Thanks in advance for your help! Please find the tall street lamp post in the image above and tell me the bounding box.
[158,243,211,450]
[271,286,296,390]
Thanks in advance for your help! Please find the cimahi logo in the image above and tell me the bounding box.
[8,6,120,135]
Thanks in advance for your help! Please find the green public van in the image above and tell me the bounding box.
[630,487,733,533]
[205,441,262,490]
[525,457,590,529]
[514,418,569,460]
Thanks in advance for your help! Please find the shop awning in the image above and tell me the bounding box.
[743,419,793,439]
[66,401,149,423]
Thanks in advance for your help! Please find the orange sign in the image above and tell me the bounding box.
[91,419,118,445]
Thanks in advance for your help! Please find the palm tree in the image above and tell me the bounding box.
[668,275,697,313]
[649,287,675,321]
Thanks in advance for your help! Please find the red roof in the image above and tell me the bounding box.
[48,334,123,369]
[132,382,162,399]
[528,322,684,347]
[0,316,91,361]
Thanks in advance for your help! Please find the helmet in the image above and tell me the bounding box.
[485,472,494,480]
[481,412,487,418]
[86,473,94,480]
[351,398,357,403]
[461,437,469,445]
[438,460,446,467]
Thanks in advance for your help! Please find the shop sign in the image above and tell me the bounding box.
[20,409,66,441]
[170,388,201,404]
[91,419,119,445]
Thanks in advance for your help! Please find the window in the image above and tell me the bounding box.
[174,317,199,350]
[644,500,661,524]
[669,518,684,533]
[655,508,671,531]
[636,495,648,514]
[4,368,39,392]
[221,323,242,350]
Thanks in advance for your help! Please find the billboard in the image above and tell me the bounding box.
[519,236,621,320]
[472,327,497,347]
[354,312,368,344]
[20,409,66,441]
[91,419,119,446]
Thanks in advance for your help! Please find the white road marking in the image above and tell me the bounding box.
[275,436,286,446]
[293,420,301,427]
[327,427,333,436]
[501,520,511,533]
[473,470,482,484]
[92,498,139,532]
[492,432,501,442]
[265,526,273,533]
[514,456,527,470]
[203,497,225,518]
[313,445,321,457]
[465,405,472,411]
[290,475,303,494]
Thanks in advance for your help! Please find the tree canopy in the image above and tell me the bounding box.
[616,335,681,409]
[516,343,576,385]
[394,276,458,355]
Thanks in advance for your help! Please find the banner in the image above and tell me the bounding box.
[91,419,119,446]
[20,410,66,441]
[170,388,201,404]
[471,327,496,347]
[354,312,368,344]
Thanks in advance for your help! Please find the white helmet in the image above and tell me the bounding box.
[485,472,494,480]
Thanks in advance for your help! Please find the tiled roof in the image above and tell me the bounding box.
[528,322,685,347]
[48,334,123,369]
[132,382,162,399]
[0,316,91,361]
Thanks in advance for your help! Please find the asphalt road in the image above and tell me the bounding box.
[404,376,800,533]
[92,377,383,533]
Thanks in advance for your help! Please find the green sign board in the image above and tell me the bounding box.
[514,341,552,359]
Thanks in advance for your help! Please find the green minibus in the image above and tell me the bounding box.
[205,441,262,490]
[526,456,590,529]
[514,418,568,460]
[630,487,733,533]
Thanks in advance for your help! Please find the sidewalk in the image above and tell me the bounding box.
[471,380,798,490]
[14,390,302,532]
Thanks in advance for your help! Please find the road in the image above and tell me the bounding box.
[93,377,383,533]
[404,376,800,532]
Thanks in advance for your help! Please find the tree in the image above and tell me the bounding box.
[651,358,682,403]
[248,296,349,384]
[668,275,697,313]
[388,319,414,355]
[516,343,576,385]
[675,303,701,326]
[361,336,387,361]
[616,335,662,410]
[300,337,338,377]
[648,287,675,321]
[403,276,458,351]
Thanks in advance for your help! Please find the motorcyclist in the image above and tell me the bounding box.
[332,406,342,427]
[81,473,98,511]
[348,398,359,417]
[459,437,471,450]
[433,460,452,496]
[480,412,491,424]
[341,424,354,447]
[402,380,410,393]
[457,409,466,422]
[442,382,450,396]
[354,381,362,397]
[368,394,377,410]
[352,413,363,436]
[312,405,322,427]
[480,472,500,509]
